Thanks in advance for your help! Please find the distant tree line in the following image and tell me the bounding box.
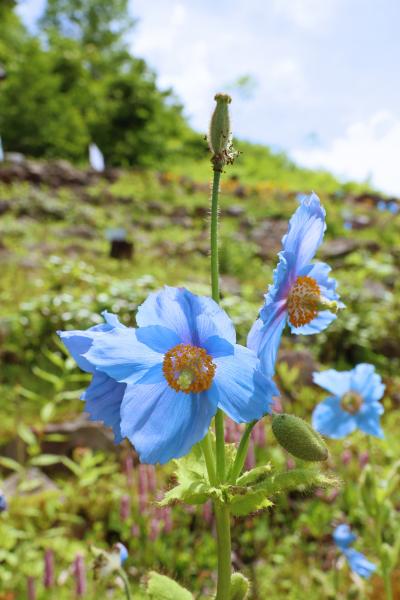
[0,0,205,166]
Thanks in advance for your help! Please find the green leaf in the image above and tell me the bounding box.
[0,457,24,473]
[17,423,36,446]
[236,464,272,486]
[146,571,193,600]
[30,454,62,467]
[229,488,273,517]
[159,443,211,506]
[227,468,338,517]
[40,402,55,423]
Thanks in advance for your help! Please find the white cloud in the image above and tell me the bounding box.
[271,0,337,30]
[292,111,400,195]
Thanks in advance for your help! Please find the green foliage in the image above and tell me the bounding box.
[146,571,193,600]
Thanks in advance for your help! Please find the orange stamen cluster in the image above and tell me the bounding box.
[287,275,321,327]
[162,343,216,394]
[341,391,363,414]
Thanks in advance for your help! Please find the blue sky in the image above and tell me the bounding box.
[17,0,400,194]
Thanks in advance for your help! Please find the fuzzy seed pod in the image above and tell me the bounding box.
[272,414,328,462]
[230,572,250,599]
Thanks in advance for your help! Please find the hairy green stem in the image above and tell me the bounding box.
[118,569,132,600]
[366,437,393,600]
[228,421,256,483]
[210,164,230,597]
[210,169,221,303]
[214,504,232,600]
[201,433,217,486]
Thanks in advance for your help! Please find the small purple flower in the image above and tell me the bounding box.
[120,494,130,521]
[73,554,86,597]
[312,364,385,439]
[43,549,55,588]
[59,287,277,464]
[333,524,376,579]
[248,194,342,377]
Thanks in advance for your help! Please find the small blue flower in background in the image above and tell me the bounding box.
[0,493,7,513]
[312,364,385,439]
[59,287,277,465]
[116,543,128,565]
[333,524,376,579]
[248,193,343,377]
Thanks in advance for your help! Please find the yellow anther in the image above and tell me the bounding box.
[163,343,216,394]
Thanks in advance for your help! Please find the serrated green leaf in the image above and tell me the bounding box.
[146,571,193,600]
[229,488,273,517]
[236,464,272,487]
[227,468,338,517]
[159,443,210,506]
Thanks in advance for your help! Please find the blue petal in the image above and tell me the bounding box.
[211,345,276,422]
[300,261,341,303]
[101,311,127,329]
[136,325,181,354]
[313,369,351,396]
[356,402,384,438]
[344,549,376,579]
[247,302,287,377]
[312,396,357,438]
[84,327,163,384]
[136,286,236,346]
[82,372,126,443]
[350,364,385,402]
[58,312,125,372]
[333,524,357,550]
[289,309,337,335]
[260,251,295,317]
[120,382,218,464]
[58,330,98,372]
[281,193,326,272]
[203,335,234,358]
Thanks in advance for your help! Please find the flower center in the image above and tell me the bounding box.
[287,276,321,327]
[341,391,363,414]
[162,343,216,394]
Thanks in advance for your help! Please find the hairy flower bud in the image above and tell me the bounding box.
[208,93,238,171]
[272,414,329,462]
[230,572,250,599]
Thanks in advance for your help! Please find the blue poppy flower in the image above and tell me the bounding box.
[312,364,385,439]
[333,524,376,579]
[58,312,126,443]
[59,287,277,464]
[0,493,7,513]
[248,193,343,377]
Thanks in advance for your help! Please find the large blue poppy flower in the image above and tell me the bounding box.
[248,193,343,377]
[333,524,376,579]
[312,363,385,439]
[58,312,126,443]
[59,287,276,464]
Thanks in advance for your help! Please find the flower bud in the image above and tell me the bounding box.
[73,554,86,597]
[230,572,250,599]
[208,93,238,171]
[272,414,329,462]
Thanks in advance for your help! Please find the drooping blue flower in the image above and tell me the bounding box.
[0,493,7,513]
[248,193,343,377]
[59,287,277,464]
[333,524,376,579]
[312,364,385,439]
[116,543,128,565]
[58,312,127,443]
